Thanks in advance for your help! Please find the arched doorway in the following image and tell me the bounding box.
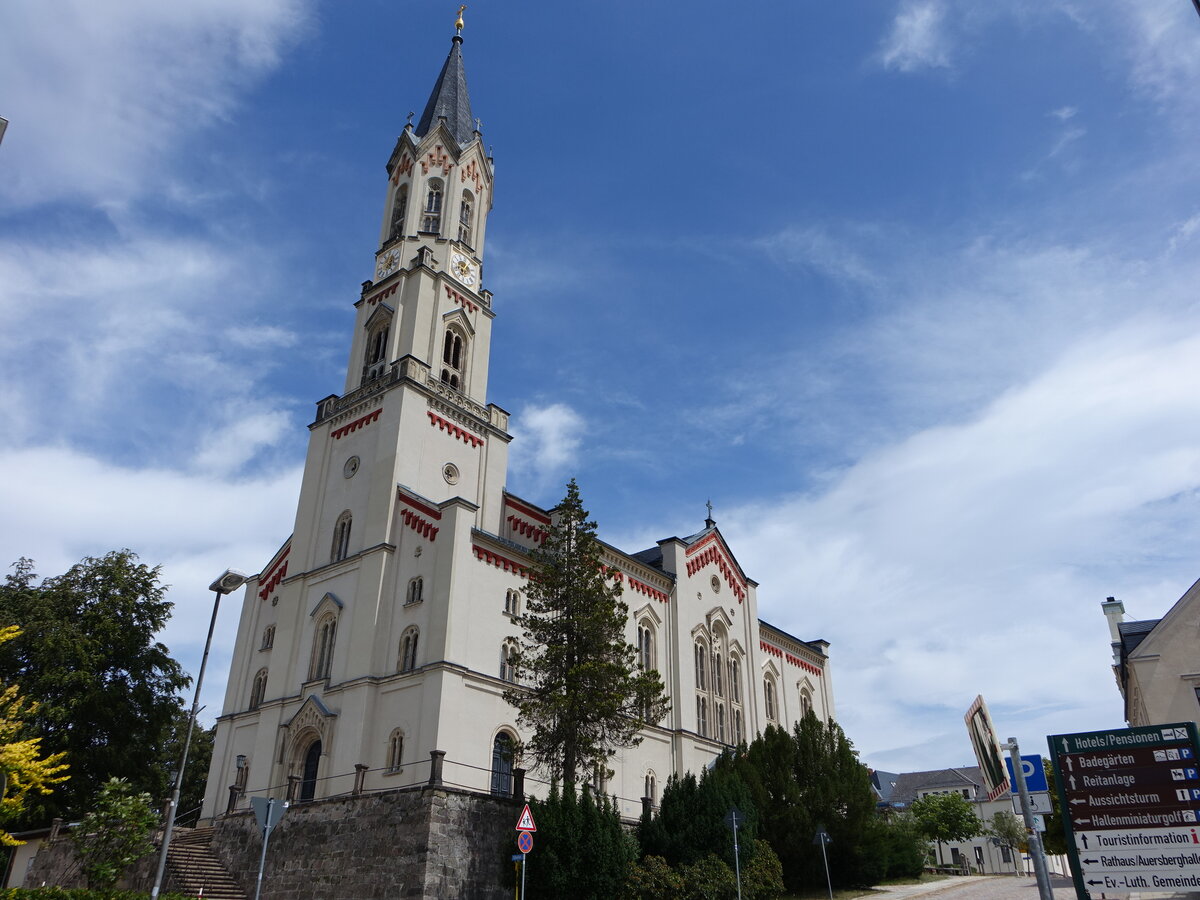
[300,739,322,801]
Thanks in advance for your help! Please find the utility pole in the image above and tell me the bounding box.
[1004,738,1054,900]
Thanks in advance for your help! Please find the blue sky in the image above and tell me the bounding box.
[3,0,1200,774]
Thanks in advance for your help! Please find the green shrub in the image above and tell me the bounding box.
[680,853,737,900]
[623,854,685,900]
[741,839,785,900]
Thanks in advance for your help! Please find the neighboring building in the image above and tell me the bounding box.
[1103,587,1200,728]
[869,768,899,805]
[888,767,1022,875]
[200,23,835,824]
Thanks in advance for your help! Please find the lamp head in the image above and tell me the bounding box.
[210,569,249,594]
[236,754,247,770]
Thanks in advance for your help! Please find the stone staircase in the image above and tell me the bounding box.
[165,827,247,900]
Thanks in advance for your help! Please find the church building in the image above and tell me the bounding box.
[201,20,835,824]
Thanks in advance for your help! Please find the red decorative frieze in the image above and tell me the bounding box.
[473,544,529,578]
[445,285,478,314]
[401,509,439,541]
[331,408,382,440]
[760,641,823,676]
[421,145,451,175]
[627,576,669,604]
[391,154,414,183]
[257,546,290,601]
[504,497,551,525]
[461,159,485,194]
[507,514,547,544]
[399,493,442,521]
[427,411,484,447]
[367,283,399,306]
[686,543,747,603]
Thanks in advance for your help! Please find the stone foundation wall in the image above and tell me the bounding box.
[209,784,518,900]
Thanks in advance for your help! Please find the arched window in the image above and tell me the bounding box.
[591,763,609,796]
[390,184,408,240]
[300,739,321,801]
[694,641,707,691]
[362,320,390,383]
[399,627,419,673]
[644,772,657,805]
[764,676,777,722]
[504,588,520,615]
[421,180,443,233]
[457,190,474,246]
[260,625,275,650]
[729,657,741,704]
[250,668,268,710]
[491,732,515,796]
[440,327,465,390]
[637,622,655,671]
[406,577,423,606]
[713,648,724,698]
[310,614,337,681]
[800,687,813,718]
[499,642,518,683]
[331,511,352,563]
[696,696,709,737]
[386,728,404,773]
[717,702,727,744]
[734,708,744,745]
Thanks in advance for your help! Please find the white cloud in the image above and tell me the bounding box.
[755,225,881,290]
[878,1,953,72]
[0,0,311,207]
[508,402,586,497]
[1050,106,1078,121]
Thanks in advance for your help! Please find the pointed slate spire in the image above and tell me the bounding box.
[415,31,475,148]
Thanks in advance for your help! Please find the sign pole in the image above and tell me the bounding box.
[254,798,274,900]
[521,851,526,899]
[1005,739,1054,900]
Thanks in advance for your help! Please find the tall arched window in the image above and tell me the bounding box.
[694,641,707,691]
[389,184,408,240]
[362,320,390,383]
[644,772,657,805]
[457,190,474,245]
[734,708,744,745]
[696,695,709,738]
[499,642,518,683]
[386,728,404,773]
[406,577,423,606]
[764,676,777,722]
[261,625,275,650]
[399,627,419,673]
[729,657,741,704]
[491,732,515,796]
[637,622,655,671]
[440,327,465,390]
[300,739,321,801]
[504,589,520,615]
[331,511,352,563]
[421,180,443,233]
[717,702,727,743]
[713,647,724,698]
[310,615,337,681]
[800,687,813,718]
[250,668,268,710]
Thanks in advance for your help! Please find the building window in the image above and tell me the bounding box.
[331,511,352,563]
[406,577,423,606]
[800,687,813,718]
[694,641,707,691]
[390,184,408,240]
[250,668,268,710]
[399,627,419,673]
[713,649,724,698]
[717,702,727,744]
[386,729,404,774]
[734,708,744,745]
[637,622,655,671]
[764,677,777,722]
[260,625,275,650]
[421,180,443,233]
[730,657,741,704]
[500,642,518,683]
[310,615,337,681]
[362,320,390,383]
[440,328,465,390]
[1001,845,1012,863]
[457,191,474,245]
[491,732,515,796]
[591,763,609,796]
[696,695,708,738]
[505,588,520,615]
[644,772,657,805]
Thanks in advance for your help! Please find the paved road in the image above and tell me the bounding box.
[873,874,1077,900]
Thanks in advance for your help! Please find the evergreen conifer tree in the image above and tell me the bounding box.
[504,480,669,786]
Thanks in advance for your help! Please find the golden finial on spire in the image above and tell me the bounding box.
[455,5,466,33]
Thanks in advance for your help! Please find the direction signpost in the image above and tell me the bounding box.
[1049,722,1200,900]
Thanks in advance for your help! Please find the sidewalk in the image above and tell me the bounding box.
[869,875,1004,900]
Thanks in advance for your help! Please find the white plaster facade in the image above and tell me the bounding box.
[201,30,834,823]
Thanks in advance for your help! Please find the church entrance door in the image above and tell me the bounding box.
[301,740,321,801]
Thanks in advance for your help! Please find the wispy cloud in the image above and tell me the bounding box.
[508,402,586,498]
[878,1,953,72]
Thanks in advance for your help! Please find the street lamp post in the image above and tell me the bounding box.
[149,569,247,900]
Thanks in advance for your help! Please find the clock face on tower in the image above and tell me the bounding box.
[449,251,478,287]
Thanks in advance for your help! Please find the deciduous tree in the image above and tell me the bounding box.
[505,481,669,787]
[71,777,158,890]
[910,791,980,866]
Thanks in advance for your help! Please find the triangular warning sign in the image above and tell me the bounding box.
[515,803,537,832]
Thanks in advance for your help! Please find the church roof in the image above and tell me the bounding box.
[415,34,475,148]
[1117,618,1159,656]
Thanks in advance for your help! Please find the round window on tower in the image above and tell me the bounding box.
[344,456,360,478]
[710,575,721,594]
[443,463,460,485]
